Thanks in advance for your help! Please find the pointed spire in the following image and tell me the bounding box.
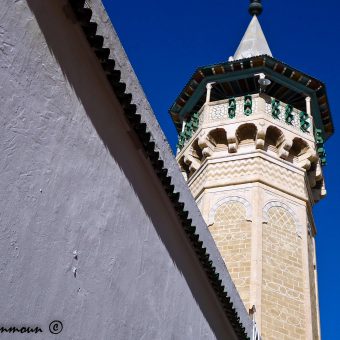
[233,3,272,61]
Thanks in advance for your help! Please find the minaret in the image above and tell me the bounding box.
[170,1,334,339]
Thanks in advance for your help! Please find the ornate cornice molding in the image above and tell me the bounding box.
[189,155,307,201]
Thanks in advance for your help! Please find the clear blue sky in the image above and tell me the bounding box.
[103,0,340,338]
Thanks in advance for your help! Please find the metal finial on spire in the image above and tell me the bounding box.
[249,0,263,16]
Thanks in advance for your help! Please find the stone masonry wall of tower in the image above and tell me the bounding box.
[262,207,305,339]
[175,91,326,339]
[210,202,252,308]
[308,226,319,340]
[171,4,333,339]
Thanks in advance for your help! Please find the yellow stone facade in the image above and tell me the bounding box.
[210,202,251,307]
[177,94,323,339]
[308,230,320,340]
[262,207,305,339]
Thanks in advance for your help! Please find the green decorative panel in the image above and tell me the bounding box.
[285,104,294,125]
[177,112,200,150]
[192,112,200,132]
[228,98,236,118]
[299,112,310,133]
[184,122,193,140]
[244,95,252,116]
[271,99,280,119]
[315,129,327,166]
[177,132,186,150]
[315,129,324,145]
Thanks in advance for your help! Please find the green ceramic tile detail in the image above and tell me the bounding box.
[285,104,294,125]
[228,98,236,118]
[177,112,200,150]
[271,99,280,119]
[244,95,252,116]
[315,129,327,166]
[299,111,310,133]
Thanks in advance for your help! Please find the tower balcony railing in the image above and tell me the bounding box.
[177,93,314,151]
[200,94,312,134]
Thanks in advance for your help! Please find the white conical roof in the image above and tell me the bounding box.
[234,16,272,60]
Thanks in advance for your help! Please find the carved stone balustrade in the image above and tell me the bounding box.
[176,93,326,203]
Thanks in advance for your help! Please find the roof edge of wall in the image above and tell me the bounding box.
[69,0,253,338]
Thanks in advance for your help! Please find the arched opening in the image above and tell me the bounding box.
[236,123,257,150]
[178,156,190,180]
[191,138,203,162]
[207,128,228,152]
[287,137,309,163]
[264,125,284,154]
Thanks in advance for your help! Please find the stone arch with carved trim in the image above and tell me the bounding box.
[208,196,252,226]
[261,201,306,339]
[263,200,302,237]
[209,196,252,308]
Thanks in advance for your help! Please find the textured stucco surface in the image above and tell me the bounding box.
[0,0,251,339]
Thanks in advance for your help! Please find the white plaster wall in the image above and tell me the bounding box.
[0,1,244,339]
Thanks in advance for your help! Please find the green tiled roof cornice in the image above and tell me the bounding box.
[169,55,334,141]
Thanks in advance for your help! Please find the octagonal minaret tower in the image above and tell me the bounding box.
[170,1,334,339]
